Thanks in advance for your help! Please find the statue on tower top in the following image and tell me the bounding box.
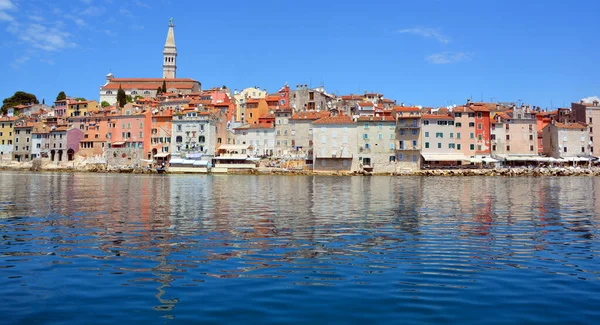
[169,18,174,26]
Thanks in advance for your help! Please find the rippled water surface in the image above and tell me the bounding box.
[1,172,600,324]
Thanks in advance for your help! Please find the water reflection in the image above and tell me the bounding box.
[1,172,600,324]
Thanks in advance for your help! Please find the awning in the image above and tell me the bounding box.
[183,159,196,165]
[470,157,483,163]
[170,158,185,164]
[496,155,543,162]
[112,141,125,146]
[154,153,170,158]
[214,156,248,160]
[482,157,499,163]
[192,160,209,166]
[218,144,250,150]
[247,157,261,161]
[422,153,469,162]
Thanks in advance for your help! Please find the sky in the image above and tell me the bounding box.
[1,0,599,109]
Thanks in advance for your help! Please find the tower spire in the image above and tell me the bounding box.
[162,18,177,79]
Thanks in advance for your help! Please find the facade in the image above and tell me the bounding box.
[54,99,68,117]
[108,109,152,153]
[233,124,276,157]
[12,123,33,162]
[233,87,267,123]
[312,116,358,172]
[542,122,590,159]
[393,106,421,171]
[171,111,218,161]
[290,85,335,113]
[274,109,293,157]
[32,123,49,159]
[289,111,330,160]
[49,127,84,162]
[453,106,477,159]
[470,102,492,155]
[571,100,600,156]
[67,100,99,117]
[356,116,397,173]
[421,114,465,165]
[100,76,201,106]
[0,117,16,159]
[150,109,173,159]
[245,98,270,125]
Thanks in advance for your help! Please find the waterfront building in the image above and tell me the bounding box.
[312,115,358,172]
[536,110,559,154]
[492,105,539,163]
[289,110,330,161]
[274,109,293,157]
[393,106,421,171]
[150,109,173,161]
[452,106,477,159]
[0,117,16,160]
[245,98,270,125]
[49,126,84,162]
[571,99,600,156]
[542,122,591,160]
[356,115,397,173]
[232,124,276,157]
[12,122,33,162]
[32,123,50,159]
[171,110,223,162]
[421,114,466,166]
[107,105,152,153]
[469,101,493,156]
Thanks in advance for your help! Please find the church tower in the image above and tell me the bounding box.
[163,18,177,79]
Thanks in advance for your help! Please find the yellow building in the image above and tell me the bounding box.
[67,100,99,117]
[0,117,17,159]
[233,87,267,123]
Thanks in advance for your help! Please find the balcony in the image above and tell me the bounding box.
[396,145,419,151]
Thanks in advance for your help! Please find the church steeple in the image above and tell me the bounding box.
[162,18,177,79]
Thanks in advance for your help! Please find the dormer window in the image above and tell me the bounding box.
[106,91,113,95]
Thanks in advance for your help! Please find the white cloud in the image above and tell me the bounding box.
[581,96,600,104]
[11,55,30,69]
[8,22,76,51]
[396,27,449,44]
[0,0,16,21]
[29,15,44,22]
[426,51,473,64]
[119,7,132,16]
[74,18,86,26]
[81,6,105,16]
[80,0,93,4]
[135,1,150,8]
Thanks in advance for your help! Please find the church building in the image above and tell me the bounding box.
[99,19,201,105]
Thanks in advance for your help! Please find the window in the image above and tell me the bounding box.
[364,123,370,129]
[492,145,496,151]
[468,113,475,118]
[591,127,594,134]
[413,155,418,162]
[425,132,429,138]
[412,140,417,147]
[425,142,429,148]
[470,133,474,139]
[590,117,593,124]
[423,120,430,125]
[529,145,534,151]
[507,145,511,152]
[477,112,482,118]
[529,134,533,141]
[450,133,454,138]
[469,122,475,127]
[177,125,182,131]
[506,135,510,140]
[389,156,396,162]
[529,124,533,131]
[437,143,442,149]
[390,143,395,150]
[411,129,418,135]
[400,129,406,135]
[491,134,496,140]
[478,134,482,141]
[397,153,403,160]
[477,123,482,130]
[455,113,462,118]
[378,133,383,140]
[378,123,383,129]
[449,143,455,149]
[582,147,585,153]
[436,132,443,138]
[457,144,461,150]
[563,147,567,153]
[456,122,462,127]
[363,134,369,140]
[176,136,182,143]
[457,133,461,139]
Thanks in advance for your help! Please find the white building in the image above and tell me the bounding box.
[233,124,275,157]
[312,115,359,172]
[542,122,591,159]
[171,111,218,162]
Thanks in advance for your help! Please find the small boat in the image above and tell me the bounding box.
[156,166,166,174]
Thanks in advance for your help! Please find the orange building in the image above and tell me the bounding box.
[246,98,270,125]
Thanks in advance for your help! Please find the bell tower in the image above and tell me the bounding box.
[163,18,177,79]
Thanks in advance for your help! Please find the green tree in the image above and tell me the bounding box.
[126,95,133,103]
[161,80,167,93]
[56,91,67,101]
[134,95,144,100]
[2,91,39,114]
[75,97,86,101]
[42,99,45,105]
[156,86,163,95]
[101,101,110,107]
[116,84,126,108]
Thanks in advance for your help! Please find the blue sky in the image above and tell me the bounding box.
[1,0,599,108]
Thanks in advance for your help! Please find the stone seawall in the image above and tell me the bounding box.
[1,160,600,177]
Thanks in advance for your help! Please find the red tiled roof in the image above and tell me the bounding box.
[290,111,330,120]
[555,122,587,130]
[341,95,362,100]
[357,116,395,122]
[394,106,421,112]
[313,115,355,125]
[357,102,374,107]
[422,114,454,120]
[103,78,199,90]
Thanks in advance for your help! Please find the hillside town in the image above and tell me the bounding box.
[1,20,599,174]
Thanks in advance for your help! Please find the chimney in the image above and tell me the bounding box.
[467,98,471,106]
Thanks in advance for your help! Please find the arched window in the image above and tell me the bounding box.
[144,91,150,95]
[106,91,113,95]
[176,136,182,143]
[131,91,137,95]
[199,136,205,143]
